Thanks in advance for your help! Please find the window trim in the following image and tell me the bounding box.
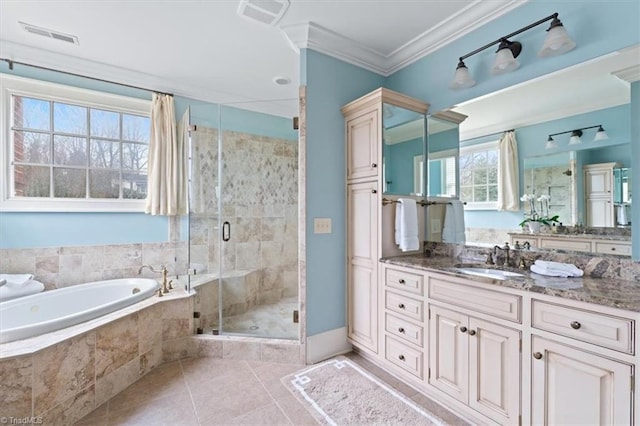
[459,140,499,210]
[1,74,151,212]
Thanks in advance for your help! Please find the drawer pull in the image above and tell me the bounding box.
[398,355,405,361]
[611,247,616,251]
[398,327,405,333]
[398,303,405,309]
[398,279,406,284]
[570,321,581,330]
[468,329,476,336]
[371,189,377,194]
[460,326,467,333]
[372,163,377,168]
[533,352,543,360]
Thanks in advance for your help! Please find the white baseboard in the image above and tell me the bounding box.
[306,326,352,364]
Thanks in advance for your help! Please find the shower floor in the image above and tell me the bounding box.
[207,296,299,339]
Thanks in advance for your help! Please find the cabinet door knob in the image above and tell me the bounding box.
[398,354,405,361]
[398,327,405,333]
[611,247,616,251]
[372,163,377,168]
[398,303,405,309]
[570,321,581,330]
[371,189,377,194]
[533,352,543,360]
[468,329,476,336]
[460,326,467,333]
[398,279,405,284]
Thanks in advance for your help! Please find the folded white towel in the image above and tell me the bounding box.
[0,274,35,286]
[530,273,584,289]
[533,260,584,277]
[530,264,583,278]
[0,279,5,287]
[442,200,466,243]
[395,198,419,252]
[0,279,45,302]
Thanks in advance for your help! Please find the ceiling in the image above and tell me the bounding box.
[0,0,525,118]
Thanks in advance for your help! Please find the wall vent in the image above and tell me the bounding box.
[19,22,79,45]
[237,0,290,26]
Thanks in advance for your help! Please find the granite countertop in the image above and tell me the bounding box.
[381,255,640,313]
[507,232,632,242]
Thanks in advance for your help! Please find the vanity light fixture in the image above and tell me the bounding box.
[545,125,608,149]
[450,12,576,90]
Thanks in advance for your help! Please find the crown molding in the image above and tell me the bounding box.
[612,65,640,83]
[281,0,529,76]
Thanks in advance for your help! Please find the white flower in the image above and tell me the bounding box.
[520,194,531,202]
[537,194,550,202]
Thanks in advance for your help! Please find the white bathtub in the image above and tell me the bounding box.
[0,278,159,344]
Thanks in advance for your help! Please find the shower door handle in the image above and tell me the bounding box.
[222,221,231,242]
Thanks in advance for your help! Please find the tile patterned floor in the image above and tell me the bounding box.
[76,352,470,425]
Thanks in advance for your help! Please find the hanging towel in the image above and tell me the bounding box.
[530,260,583,277]
[395,198,419,252]
[442,200,466,243]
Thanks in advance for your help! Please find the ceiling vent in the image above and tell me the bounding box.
[19,22,79,45]
[237,0,290,26]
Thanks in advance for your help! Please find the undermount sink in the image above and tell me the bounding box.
[449,267,525,280]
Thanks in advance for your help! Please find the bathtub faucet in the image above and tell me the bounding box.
[138,264,173,297]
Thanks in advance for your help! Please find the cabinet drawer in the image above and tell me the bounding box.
[385,312,423,347]
[385,291,423,321]
[594,241,631,256]
[532,300,634,354]
[385,336,423,379]
[385,268,424,295]
[539,238,591,252]
[428,276,521,322]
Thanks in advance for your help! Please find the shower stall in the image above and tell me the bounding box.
[186,100,300,340]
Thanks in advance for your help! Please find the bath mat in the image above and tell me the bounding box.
[282,357,447,426]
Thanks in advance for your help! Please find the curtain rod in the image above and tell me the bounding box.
[0,58,173,97]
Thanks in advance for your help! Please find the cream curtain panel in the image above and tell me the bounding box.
[145,93,187,216]
[497,130,520,211]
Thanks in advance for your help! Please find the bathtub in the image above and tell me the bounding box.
[0,278,159,344]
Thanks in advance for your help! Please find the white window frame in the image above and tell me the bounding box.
[1,74,151,212]
[428,148,458,198]
[459,140,499,210]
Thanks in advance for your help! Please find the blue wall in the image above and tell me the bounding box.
[302,49,385,336]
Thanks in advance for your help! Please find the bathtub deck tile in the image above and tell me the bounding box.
[94,355,141,409]
[0,356,33,418]
[39,383,95,425]
[33,332,95,414]
[95,314,139,380]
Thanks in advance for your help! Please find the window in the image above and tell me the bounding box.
[459,141,499,209]
[1,74,151,211]
[427,148,458,197]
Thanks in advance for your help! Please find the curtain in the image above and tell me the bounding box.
[497,130,520,211]
[145,93,187,216]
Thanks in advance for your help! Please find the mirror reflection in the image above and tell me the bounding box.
[426,43,639,251]
[382,104,425,196]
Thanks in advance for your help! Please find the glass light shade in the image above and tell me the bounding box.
[491,47,520,75]
[545,136,558,149]
[568,134,582,145]
[538,24,576,57]
[594,126,609,141]
[450,64,475,89]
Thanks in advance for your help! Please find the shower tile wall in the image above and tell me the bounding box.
[190,127,298,306]
[524,165,573,225]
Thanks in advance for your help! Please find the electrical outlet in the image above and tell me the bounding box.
[314,218,332,234]
[431,218,442,233]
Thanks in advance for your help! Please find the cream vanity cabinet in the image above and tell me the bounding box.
[584,162,620,227]
[509,233,631,256]
[342,88,429,357]
[428,273,521,425]
[375,262,638,425]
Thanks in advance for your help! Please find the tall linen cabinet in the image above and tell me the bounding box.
[341,88,429,356]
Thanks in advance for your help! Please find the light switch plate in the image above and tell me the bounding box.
[431,218,442,234]
[314,218,332,234]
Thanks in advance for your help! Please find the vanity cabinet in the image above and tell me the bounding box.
[342,88,429,357]
[509,233,631,256]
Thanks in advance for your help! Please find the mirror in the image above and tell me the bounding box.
[426,114,465,198]
[382,104,425,196]
[426,43,639,249]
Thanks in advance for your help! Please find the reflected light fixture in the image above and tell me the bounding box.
[545,125,608,149]
[450,12,576,90]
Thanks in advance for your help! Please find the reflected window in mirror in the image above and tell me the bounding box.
[382,104,425,196]
[459,141,499,209]
[427,149,457,197]
[426,114,465,198]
